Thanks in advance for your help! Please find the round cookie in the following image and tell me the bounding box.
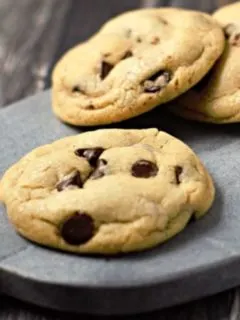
[52,8,224,126]
[0,129,215,255]
[170,3,240,123]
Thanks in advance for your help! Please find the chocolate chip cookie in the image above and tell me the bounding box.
[52,8,224,126]
[0,129,215,254]
[171,3,240,123]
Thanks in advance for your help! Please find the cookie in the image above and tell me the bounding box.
[170,3,240,123]
[0,129,215,255]
[52,8,224,126]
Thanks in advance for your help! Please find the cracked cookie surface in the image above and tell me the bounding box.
[0,129,215,254]
[52,8,224,126]
[171,3,240,124]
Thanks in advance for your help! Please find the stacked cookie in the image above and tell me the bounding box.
[2,4,238,255]
[172,2,240,123]
[52,7,224,126]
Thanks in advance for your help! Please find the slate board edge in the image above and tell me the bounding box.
[1,254,240,315]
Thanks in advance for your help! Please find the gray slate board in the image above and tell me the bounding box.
[0,90,240,315]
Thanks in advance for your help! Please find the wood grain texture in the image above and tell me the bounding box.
[0,0,239,319]
[0,0,71,107]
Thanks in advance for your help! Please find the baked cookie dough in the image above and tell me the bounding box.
[0,129,215,254]
[171,2,240,123]
[52,8,224,126]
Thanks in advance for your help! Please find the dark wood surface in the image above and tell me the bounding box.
[0,0,239,319]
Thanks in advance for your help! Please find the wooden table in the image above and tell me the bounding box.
[0,1,239,319]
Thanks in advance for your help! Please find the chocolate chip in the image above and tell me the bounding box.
[85,105,95,110]
[61,212,94,245]
[131,160,158,178]
[149,70,171,82]
[75,147,104,167]
[72,86,82,93]
[121,50,133,60]
[136,37,142,43]
[174,166,183,184]
[143,70,171,93]
[90,159,107,179]
[100,61,114,80]
[144,84,161,93]
[56,171,82,191]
